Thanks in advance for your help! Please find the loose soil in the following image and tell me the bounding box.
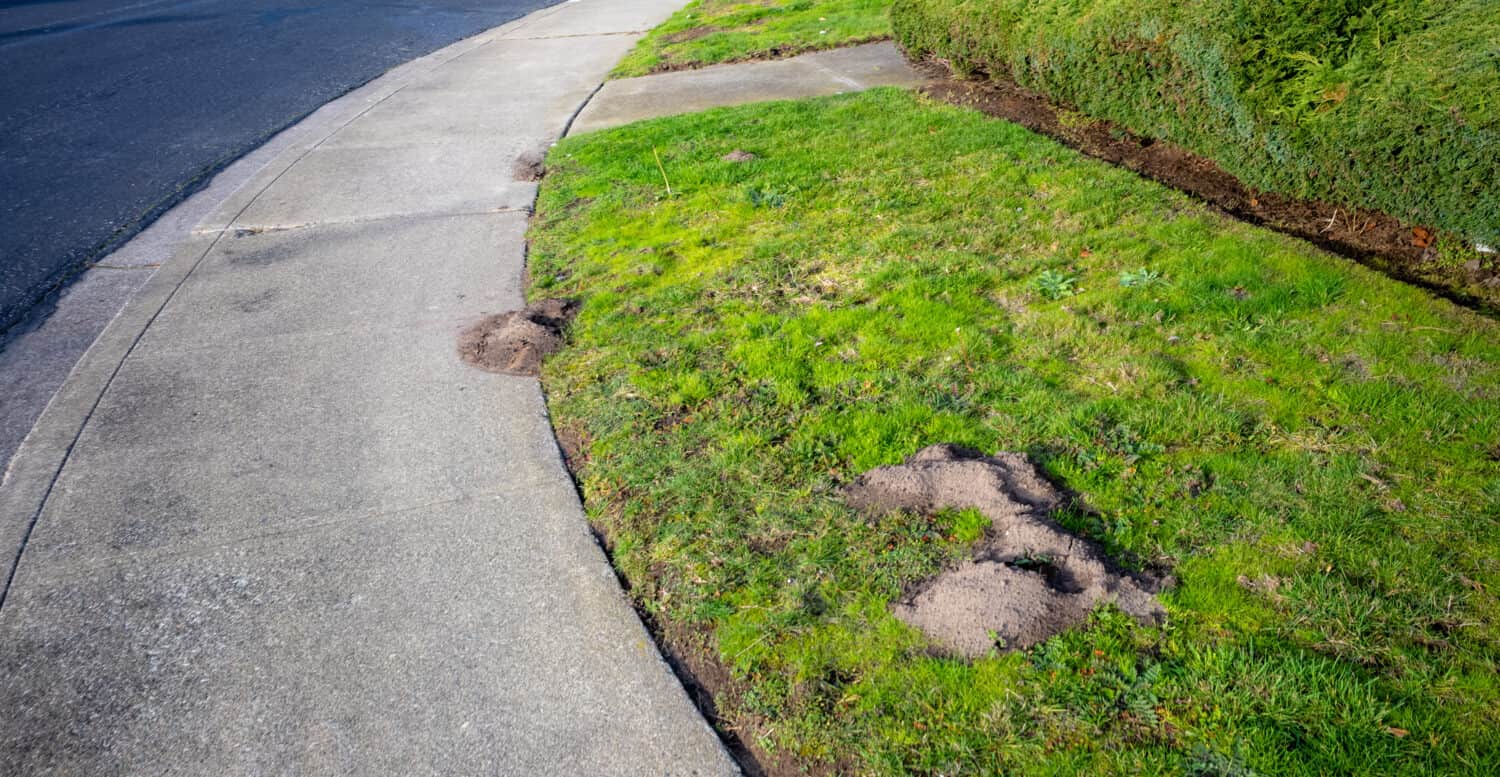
[457,298,578,376]
[512,148,547,182]
[662,25,716,45]
[721,150,757,163]
[846,444,1165,657]
[914,61,1500,314]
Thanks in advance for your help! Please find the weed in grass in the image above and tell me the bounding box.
[529,89,1500,775]
[948,507,988,543]
[1120,267,1164,288]
[745,185,793,208]
[1034,269,1077,300]
[1187,744,1261,777]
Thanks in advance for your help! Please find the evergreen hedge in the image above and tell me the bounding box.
[892,0,1499,245]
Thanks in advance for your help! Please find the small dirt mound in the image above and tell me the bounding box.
[512,149,547,182]
[846,444,1165,656]
[721,150,757,163]
[457,298,578,376]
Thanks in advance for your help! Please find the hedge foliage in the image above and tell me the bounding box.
[892,0,1499,245]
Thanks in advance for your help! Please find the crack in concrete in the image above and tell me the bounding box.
[811,59,865,90]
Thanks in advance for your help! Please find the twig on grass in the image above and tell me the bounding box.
[653,146,673,197]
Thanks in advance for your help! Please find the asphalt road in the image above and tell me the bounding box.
[0,0,559,333]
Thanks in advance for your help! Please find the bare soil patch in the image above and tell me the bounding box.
[512,148,547,182]
[457,298,578,376]
[663,25,716,45]
[721,150,757,163]
[914,61,1500,314]
[847,444,1166,656]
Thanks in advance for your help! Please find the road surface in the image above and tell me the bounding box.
[0,0,559,332]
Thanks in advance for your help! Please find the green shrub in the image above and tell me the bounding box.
[891,0,1499,245]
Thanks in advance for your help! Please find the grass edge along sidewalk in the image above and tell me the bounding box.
[529,89,1499,775]
[612,0,892,77]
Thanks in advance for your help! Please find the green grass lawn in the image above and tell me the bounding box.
[528,89,1500,775]
[611,0,891,77]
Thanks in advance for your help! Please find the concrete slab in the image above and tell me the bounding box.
[1,495,729,776]
[503,0,680,39]
[233,142,540,228]
[415,33,639,93]
[21,326,553,566]
[143,213,527,346]
[569,41,931,135]
[317,91,578,149]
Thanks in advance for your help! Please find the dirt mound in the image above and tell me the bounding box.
[457,298,578,376]
[512,148,547,182]
[846,444,1165,656]
[722,150,757,163]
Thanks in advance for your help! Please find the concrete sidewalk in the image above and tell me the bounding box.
[570,41,929,135]
[0,0,738,773]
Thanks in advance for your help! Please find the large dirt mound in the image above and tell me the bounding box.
[846,444,1165,656]
[457,298,578,376]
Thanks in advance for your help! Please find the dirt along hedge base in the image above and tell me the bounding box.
[527,89,1499,775]
[916,70,1500,312]
[891,0,1499,282]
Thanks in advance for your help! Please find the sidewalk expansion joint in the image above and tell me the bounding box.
[193,207,534,238]
[509,30,646,40]
[810,60,866,91]
[14,492,541,584]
